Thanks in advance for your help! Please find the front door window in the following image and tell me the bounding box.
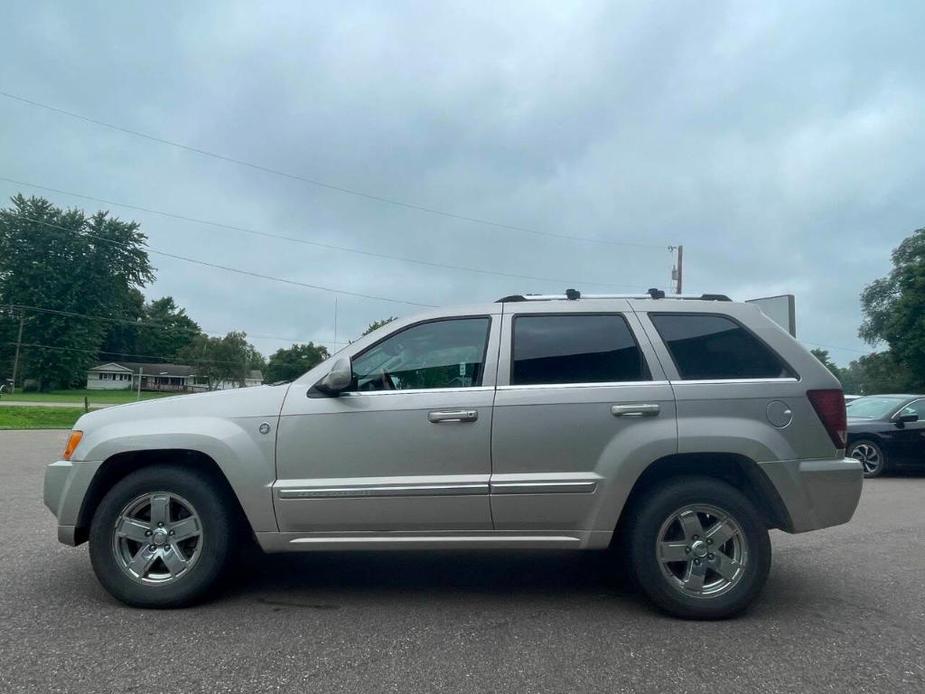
[351,317,490,391]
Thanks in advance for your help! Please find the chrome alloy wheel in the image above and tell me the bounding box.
[849,443,881,475]
[111,492,203,584]
[656,504,748,598]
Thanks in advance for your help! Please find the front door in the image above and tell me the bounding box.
[275,312,500,533]
[892,399,925,465]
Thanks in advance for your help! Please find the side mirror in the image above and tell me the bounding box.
[896,413,919,425]
[312,358,352,396]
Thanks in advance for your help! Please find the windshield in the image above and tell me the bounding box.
[846,396,906,419]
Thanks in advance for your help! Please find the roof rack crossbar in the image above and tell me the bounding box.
[496,291,731,303]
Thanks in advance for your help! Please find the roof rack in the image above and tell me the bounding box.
[496,288,732,303]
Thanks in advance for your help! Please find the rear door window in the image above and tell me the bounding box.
[650,313,793,380]
[511,314,650,385]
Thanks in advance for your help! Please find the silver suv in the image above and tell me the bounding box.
[44,291,863,618]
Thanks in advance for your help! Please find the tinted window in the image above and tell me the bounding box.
[650,313,792,380]
[512,314,649,385]
[352,317,490,391]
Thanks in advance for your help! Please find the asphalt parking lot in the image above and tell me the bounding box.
[1,430,923,693]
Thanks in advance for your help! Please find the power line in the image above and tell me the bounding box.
[2,340,253,367]
[5,213,436,308]
[2,303,331,345]
[0,89,669,250]
[0,175,647,291]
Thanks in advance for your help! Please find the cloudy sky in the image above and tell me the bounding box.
[2,1,923,365]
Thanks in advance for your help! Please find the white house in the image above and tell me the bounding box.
[86,362,262,392]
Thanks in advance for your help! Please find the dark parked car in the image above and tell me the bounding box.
[846,395,925,477]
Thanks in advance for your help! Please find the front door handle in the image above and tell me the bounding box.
[611,403,660,417]
[428,409,479,423]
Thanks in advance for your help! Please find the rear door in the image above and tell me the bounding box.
[489,300,677,535]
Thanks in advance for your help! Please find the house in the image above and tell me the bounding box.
[86,362,263,392]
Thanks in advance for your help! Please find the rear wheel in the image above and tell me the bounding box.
[89,465,237,608]
[626,477,771,619]
[848,440,886,478]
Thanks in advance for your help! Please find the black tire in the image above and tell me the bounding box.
[89,465,237,608]
[848,440,887,478]
[626,477,771,619]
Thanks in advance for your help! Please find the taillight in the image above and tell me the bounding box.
[806,389,847,449]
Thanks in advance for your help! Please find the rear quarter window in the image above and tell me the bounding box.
[649,313,794,380]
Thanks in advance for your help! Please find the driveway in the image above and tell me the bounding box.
[1,430,923,693]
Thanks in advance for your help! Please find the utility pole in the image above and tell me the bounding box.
[11,308,24,395]
[676,244,683,294]
[670,245,684,294]
[333,297,338,349]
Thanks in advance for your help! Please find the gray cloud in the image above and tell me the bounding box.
[2,0,924,363]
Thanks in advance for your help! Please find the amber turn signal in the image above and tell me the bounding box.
[62,430,83,461]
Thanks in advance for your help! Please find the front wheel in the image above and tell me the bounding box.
[89,465,237,608]
[626,477,771,619]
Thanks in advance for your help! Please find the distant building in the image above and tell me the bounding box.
[86,362,263,392]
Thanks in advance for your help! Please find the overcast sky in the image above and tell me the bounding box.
[2,1,924,365]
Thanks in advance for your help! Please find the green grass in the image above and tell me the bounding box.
[0,389,179,405]
[0,406,84,429]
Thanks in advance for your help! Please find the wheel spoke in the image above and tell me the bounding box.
[683,560,707,591]
[170,516,201,542]
[659,541,690,563]
[705,518,737,547]
[127,545,158,578]
[712,551,742,581]
[160,544,189,576]
[149,494,170,526]
[678,510,704,541]
[116,517,151,543]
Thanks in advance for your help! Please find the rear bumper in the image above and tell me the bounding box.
[758,457,863,533]
[43,459,103,546]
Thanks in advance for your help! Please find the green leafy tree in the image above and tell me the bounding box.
[0,195,154,390]
[810,348,842,381]
[265,343,330,383]
[98,294,201,362]
[838,352,916,395]
[178,331,264,390]
[859,227,925,389]
[362,317,397,336]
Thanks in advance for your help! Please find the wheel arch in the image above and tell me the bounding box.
[74,449,251,545]
[611,452,794,544]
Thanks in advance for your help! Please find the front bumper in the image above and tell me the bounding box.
[43,459,103,546]
[758,457,863,533]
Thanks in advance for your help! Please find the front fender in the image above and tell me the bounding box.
[78,415,278,532]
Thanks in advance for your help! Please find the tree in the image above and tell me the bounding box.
[860,227,925,389]
[810,348,842,381]
[0,195,154,390]
[178,331,264,390]
[265,343,330,383]
[99,294,202,363]
[362,317,397,336]
[838,352,916,395]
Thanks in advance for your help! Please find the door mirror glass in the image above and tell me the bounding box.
[313,358,352,396]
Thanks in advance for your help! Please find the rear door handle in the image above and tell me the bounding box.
[428,409,479,423]
[611,404,660,417]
